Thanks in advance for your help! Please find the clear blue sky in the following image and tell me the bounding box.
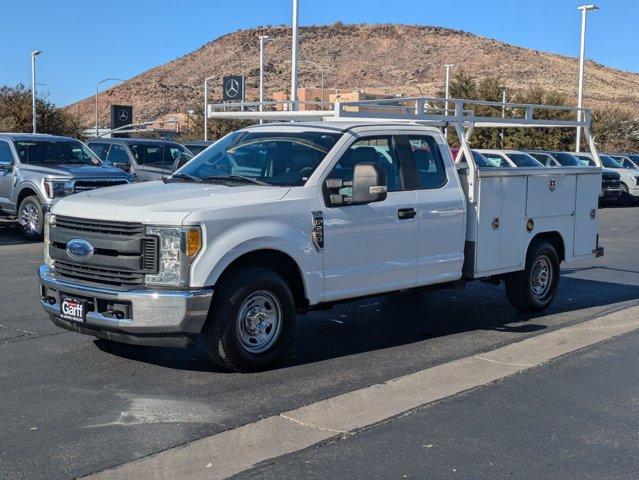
[1,0,635,106]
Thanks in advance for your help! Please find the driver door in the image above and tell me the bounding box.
[0,140,16,213]
[322,134,419,302]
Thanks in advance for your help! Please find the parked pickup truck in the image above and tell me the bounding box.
[0,133,132,240]
[38,119,603,371]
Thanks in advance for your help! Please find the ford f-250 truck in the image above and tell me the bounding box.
[38,97,604,371]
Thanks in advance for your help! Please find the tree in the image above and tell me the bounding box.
[0,84,82,138]
[178,105,250,142]
[591,108,639,153]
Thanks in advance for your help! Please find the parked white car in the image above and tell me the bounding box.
[475,149,544,168]
[38,98,604,372]
[574,152,639,202]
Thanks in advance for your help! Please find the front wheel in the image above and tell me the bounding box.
[505,240,560,313]
[18,195,44,241]
[203,267,296,372]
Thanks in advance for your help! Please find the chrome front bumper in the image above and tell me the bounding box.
[38,265,213,347]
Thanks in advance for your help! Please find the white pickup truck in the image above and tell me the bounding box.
[38,97,604,371]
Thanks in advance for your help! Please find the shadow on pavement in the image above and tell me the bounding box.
[93,274,639,373]
[0,220,36,246]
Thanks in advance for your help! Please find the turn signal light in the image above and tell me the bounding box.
[186,228,202,257]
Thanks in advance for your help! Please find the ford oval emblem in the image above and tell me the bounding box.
[66,239,94,261]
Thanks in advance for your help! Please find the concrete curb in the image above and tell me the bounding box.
[87,305,639,480]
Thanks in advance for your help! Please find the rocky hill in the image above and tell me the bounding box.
[67,23,639,127]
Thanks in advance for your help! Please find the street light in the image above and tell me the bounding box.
[286,59,325,105]
[290,0,299,111]
[203,75,215,141]
[576,4,599,152]
[444,64,454,141]
[31,50,42,134]
[95,77,124,137]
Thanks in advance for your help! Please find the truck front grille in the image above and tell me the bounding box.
[70,179,128,192]
[55,216,144,236]
[51,217,156,290]
[54,260,144,288]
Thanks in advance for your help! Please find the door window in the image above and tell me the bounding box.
[406,136,447,189]
[130,144,167,166]
[328,136,403,195]
[0,141,13,165]
[88,143,110,161]
[106,145,130,165]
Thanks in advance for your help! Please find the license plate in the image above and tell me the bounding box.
[60,296,86,322]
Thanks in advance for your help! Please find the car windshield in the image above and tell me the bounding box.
[185,144,209,156]
[13,139,101,165]
[482,153,511,168]
[471,150,501,168]
[506,153,543,167]
[176,130,342,186]
[626,154,639,167]
[600,155,623,169]
[552,152,580,166]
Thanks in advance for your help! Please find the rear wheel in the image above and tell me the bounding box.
[505,240,560,313]
[203,266,296,372]
[18,196,44,241]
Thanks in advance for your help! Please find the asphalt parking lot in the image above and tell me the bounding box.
[1,205,639,479]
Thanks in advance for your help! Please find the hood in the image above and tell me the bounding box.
[21,163,129,179]
[51,180,291,224]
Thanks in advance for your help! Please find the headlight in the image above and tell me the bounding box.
[44,213,56,269]
[144,226,202,287]
[44,179,68,198]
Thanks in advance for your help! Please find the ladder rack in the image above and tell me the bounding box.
[206,95,602,202]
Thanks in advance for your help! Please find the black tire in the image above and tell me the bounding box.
[505,240,560,313]
[621,183,630,204]
[18,195,44,241]
[203,266,296,372]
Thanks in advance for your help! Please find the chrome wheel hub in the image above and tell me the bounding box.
[236,290,282,354]
[531,255,553,298]
[20,203,39,233]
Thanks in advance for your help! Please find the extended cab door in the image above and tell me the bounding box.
[322,134,419,302]
[397,134,466,285]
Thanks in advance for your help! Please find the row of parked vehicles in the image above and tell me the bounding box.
[0,134,212,239]
[1,131,637,243]
[454,148,639,205]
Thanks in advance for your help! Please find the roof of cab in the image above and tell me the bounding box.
[0,132,75,142]
[87,137,182,146]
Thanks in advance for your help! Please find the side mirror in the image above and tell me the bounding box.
[0,162,14,172]
[113,162,130,172]
[326,162,388,206]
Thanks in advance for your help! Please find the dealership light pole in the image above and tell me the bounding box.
[444,64,454,141]
[95,77,124,137]
[576,4,598,152]
[500,89,507,148]
[203,75,215,141]
[31,50,42,134]
[259,35,269,120]
[290,0,299,111]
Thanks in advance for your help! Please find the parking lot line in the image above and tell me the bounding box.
[86,304,639,480]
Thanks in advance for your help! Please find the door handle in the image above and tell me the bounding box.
[398,208,416,220]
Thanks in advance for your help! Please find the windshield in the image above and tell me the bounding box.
[574,155,595,166]
[600,155,623,169]
[13,139,101,165]
[626,154,639,167]
[506,153,543,167]
[471,150,502,168]
[185,144,209,156]
[176,130,342,186]
[552,152,580,166]
[481,153,511,168]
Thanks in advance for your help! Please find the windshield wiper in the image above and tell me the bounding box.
[169,172,203,182]
[205,175,270,186]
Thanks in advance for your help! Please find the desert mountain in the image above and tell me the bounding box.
[66,23,639,127]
